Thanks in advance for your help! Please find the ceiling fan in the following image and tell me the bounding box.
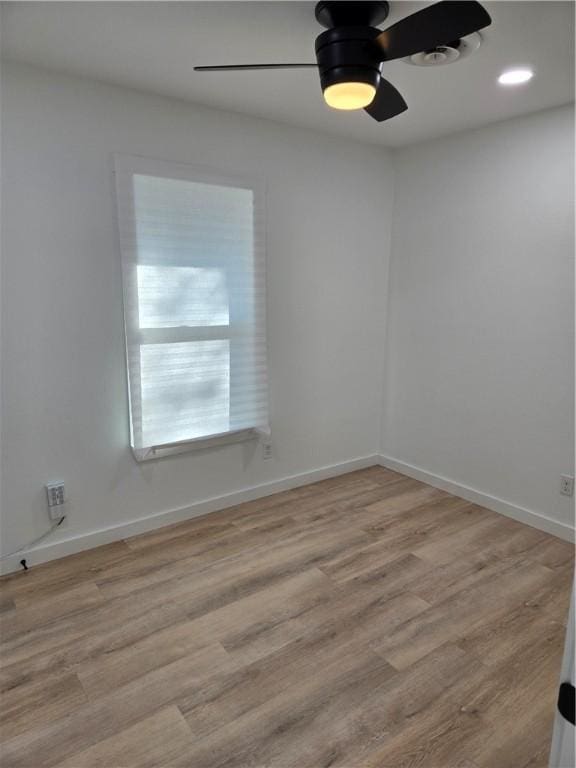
[194,1,491,122]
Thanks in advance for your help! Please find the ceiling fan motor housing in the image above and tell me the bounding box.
[315,1,390,29]
[315,27,382,95]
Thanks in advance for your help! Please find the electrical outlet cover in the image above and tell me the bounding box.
[263,442,273,460]
[560,475,574,497]
[46,482,65,507]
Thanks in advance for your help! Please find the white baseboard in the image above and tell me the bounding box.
[0,455,379,575]
[4,451,572,575]
[379,454,575,543]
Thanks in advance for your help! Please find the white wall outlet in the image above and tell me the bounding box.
[262,441,273,460]
[46,482,66,520]
[560,475,574,497]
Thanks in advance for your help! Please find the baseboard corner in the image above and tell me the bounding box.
[377,454,575,543]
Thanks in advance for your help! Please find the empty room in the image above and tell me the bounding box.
[0,1,574,766]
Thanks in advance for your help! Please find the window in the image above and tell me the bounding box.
[115,155,268,461]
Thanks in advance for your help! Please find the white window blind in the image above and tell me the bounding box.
[114,155,269,461]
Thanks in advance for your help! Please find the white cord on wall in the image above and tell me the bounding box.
[0,516,66,563]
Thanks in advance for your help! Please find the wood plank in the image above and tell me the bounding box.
[0,644,235,768]
[370,559,560,670]
[77,620,226,700]
[325,644,486,768]
[179,650,397,768]
[0,672,86,742]
[413,511,549,566]
[177,591,428,742]
[441,618,568,768]
[0,595,15,614]
[0,601,188,694]
[317,498,489,579]
[320,547,433,586]
[54,706,194,768]
[457,564,573,667]
[178,568,340,660]
[528,536,575,569]
[0,587,190,672]
[3,583,105,643]
[358,689,493,768]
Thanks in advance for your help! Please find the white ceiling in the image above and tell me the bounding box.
[1,1,574,147]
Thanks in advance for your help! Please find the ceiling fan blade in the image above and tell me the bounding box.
[194,64,317,72]
[375,1,491,62]
[365,78,407,122]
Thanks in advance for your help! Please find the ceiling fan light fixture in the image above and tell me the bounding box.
[323,81,376,110]
[318,61,381,112]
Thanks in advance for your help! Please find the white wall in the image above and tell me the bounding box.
[382,105,575,533]
[0,62,394,566]
[1,62,573,571]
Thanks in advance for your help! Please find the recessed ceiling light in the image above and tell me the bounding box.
[498,68,534,86]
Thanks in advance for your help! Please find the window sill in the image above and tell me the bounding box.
[132,428,260,462]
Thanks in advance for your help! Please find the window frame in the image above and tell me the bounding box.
[114,154,268,461]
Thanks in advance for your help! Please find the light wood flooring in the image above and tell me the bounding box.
[0,466,573,768]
